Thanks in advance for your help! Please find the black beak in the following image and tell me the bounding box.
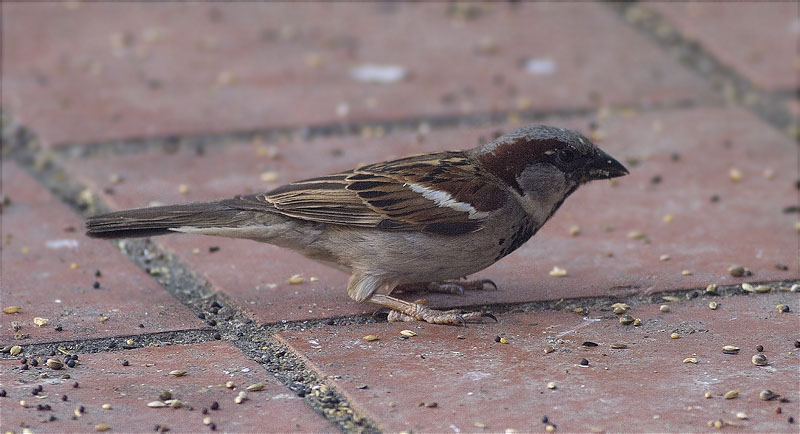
[586,148,629,180]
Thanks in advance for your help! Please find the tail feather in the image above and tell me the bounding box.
[85,202,249,239]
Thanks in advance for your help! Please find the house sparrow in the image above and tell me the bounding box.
[86,125,628,324]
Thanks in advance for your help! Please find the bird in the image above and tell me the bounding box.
[86,125,628,325]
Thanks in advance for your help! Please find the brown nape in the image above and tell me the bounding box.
[475,138,563,194]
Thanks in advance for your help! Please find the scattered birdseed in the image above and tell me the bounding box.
[203,417,213,426]
[549,266,567,277]
[619,315,634,325]
[10,345,22,356]
[225,381,235,389]
[234,391,247,404]
[659,254,670,261]
[147,401,167,408]
[735,412,747,420]
[210,401,219,410]
[545,424,555,432]
[3,306,21,314]
[724,389,739,399]
[579,358,589,366]
[704,391,712,399]
[474,422,486,429]
[663,214,674,223]
[708,301,719,310]
[568,225,581,236]
[776,304,790,312]
[70,263,79,270]
[424,401,438,408]
[102,403,112,410]
[662,296,681,302]
[681,270,692,276]
[95,424,111,432]
[121,360,129,366]
[741,283,755,292]
[246,382,266,392]
[632,318,642,326]
[627,230,646,239]
[546,382,557,390]
[755,285,771,293]
[259,171,279,182]
[178,184,189,194]
[670,333,680,339]
[759,390,778,401]
[362,335,379,342]
[544,345,555,354]
[659,305,670,313]
[46,359,63,370]
[159,390,172,401]
[611,303,630,314]
[722,346,740,354]
[683,358,698,364]
[287,274,305,284]
[582,341,598,347]
[752,354,768,366]
[33,317,48,327]
[400,330,417,337]
[756,344,764,352]
[169,370,187,377]
[166,399,182,408]
[728,265,745,277]
[728,168,743,182]
[611,343,628,349]
[499,337,508,344]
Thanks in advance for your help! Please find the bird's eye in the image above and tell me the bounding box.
[557,149,576,164]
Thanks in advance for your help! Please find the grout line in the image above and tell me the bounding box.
[48,98,701,159]
[607,2,798,139]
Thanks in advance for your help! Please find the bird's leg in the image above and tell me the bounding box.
[368,294,496,325]
[394,279,498,296]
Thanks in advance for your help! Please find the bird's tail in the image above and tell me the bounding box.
[85,201,251,239]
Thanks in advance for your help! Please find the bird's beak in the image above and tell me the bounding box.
[586,148,629,180]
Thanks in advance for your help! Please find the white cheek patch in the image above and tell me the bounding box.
[407,183,490,219]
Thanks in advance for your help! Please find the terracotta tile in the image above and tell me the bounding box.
[3,2,716,147]
[647,3,797,92]
[0,162,204,344]
[278,292,800,432]
[0,340,332,432]
[65,107,798,325]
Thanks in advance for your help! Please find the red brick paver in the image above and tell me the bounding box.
[1,162,204,344]
[65,106,798,325]
[647,2,798,92]
[0,341,332,433]
[278,292,799,433]
[3,2,717,147]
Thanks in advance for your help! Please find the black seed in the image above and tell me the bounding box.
[49,351,56,356]
[209,307,219,315]
[210,401,219,410]
[37,385,42,392]
[73,382,79,388]
[650,175,662,184]
[32,388,39,396]
[93,281,100,289]
[139,323,145,328]
[79,405,85,413]
[325,319,335,326]
[211,301,222,309]
[21,364,28,370]
[582,341,599,347]
[775,264,788,270]
[64,355,72,362]
[0,389,6,397]
[197,313,206,320]
[108,342,117,349]
[49,415,57,421]
[62,395,68,401]
[542,416,549,424]
[122,360,129,366]
[789,417,795,424]
[213,333,221,340]
[202,408,208,415]
[579,358,589,366]
[494,336,501,343]
[30,359,38,367]
[55,325,63,332]
[207,320,217,327]
[780,305,790,313]
[66,360,75,368]
[756,345,764,352]
[209,423,216,431]
[20,357,27,365]
[710,194,720,202]
[670,152,680,161]
[209,246,220,253]
[794,340,800,348]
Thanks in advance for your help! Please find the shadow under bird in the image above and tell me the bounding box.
[86,125,628,324]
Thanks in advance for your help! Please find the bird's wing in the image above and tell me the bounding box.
[221,152,508,235]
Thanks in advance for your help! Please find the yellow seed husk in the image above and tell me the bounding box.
[544,346,555,354]
[681,270,692,276]
[95,424,111,432]
[499,337,508,344]
[3,306,21,314]
[627,230,645,239]
[722,345,739,352]
[683,357,698,364]
[362,335,379,342]
[724,389,739,399]
[46,359,64,369]
[546,381,557,390]
[10,345,22,356]
[704,391,712,398]
[662,296,681,302]
[549,266,567,277]
[736,412,747,420]
[246,381,267,392]
[203,417,212,425]
[705,284,717,294]
[288,274,305,284]
[147,401,167,408]
[400,330,417,337]
[169,370,187,377]
[670,333,680,339]
[754,285,771,293]
[632,318,642,326]
[225,381,235,389]
[102,403,112,410]
[708,301,718,310]
[33,317,48,327]
[741,283,755,292]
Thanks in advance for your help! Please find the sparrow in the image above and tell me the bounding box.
[86,125,628,325]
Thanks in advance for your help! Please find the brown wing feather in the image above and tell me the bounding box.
[222,152,508,235]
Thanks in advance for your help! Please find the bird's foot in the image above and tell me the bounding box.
[369,294,496,326]
[395,279,498,296]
